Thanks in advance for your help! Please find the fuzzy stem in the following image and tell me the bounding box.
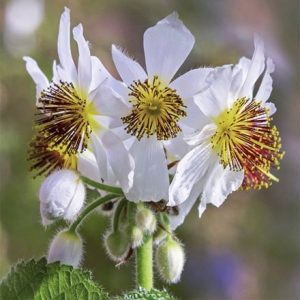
[81,176,123,195]
[69,194,119,232]
[112,198,126,232]
[136,234,153,290]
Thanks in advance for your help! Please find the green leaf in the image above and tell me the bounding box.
[0,258,108,300]
[119,287,176,300]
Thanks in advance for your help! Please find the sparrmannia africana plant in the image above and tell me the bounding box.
[0,7,284,299]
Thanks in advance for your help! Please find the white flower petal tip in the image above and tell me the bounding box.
[73,23,82,34]
[23,56,49,99]
[47,229,83,268]
[144,12,194,82]
[39,169,86,226]
[198,203,207,218]
[254,33,264,50]
[111,44,147,86]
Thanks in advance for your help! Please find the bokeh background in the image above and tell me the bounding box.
[0,0,299,299]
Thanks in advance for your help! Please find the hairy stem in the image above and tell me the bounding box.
[136,235,153,290]
[81,176,123,195]
[69,194,119,232]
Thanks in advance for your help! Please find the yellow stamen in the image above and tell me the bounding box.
[122,76,186,140]
[36,81,100,155]
[210,97,284,190]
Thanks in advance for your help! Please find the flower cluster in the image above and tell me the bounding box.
[24,7,284,285]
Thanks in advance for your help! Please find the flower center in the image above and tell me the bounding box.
[36,81,100,155]
[211,97,284,190]
[28,133,77,177]
[121,76,186,140]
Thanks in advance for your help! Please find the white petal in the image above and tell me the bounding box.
[255,58,275,103]
[73,24,92,92]
[169,142,211,206]
[194,66,232,117]
[239,35,265,99]
[228,66,244,105]
[184,123,216,147]
[112,45,147,86]
[163,133,190,160]
[57,7,77,82]
[91,134,116,184]
[264,102,277,116]
[144,12,195,83]
[52,60,60,83]
[77,149,101,182]
[100,131,134,193]
[199,161,244,217]
[182,98,210,130]
[126,138,169,202]
[88,56,129,101]
[23,56,49,100]
[170,68,213,99]
[169,180,203,230]
[88,56,109,94]
[92,85,130,118]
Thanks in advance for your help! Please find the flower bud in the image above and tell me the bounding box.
[47,229,83,268]
[155,237,185,283]
[128,225,144,249]
[39,169,85,226]
[135,207,157,234]
[104,230,130,262]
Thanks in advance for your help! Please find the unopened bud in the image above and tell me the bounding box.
[104,230,130,261]
[47,229,83,268]
[155,237,185,283]
[39,169,85,226]
[128,225,144,249]
[135,207,157,234]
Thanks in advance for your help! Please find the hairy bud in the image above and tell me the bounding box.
[128,225,144,249]
[135,206,157,234]
[104,230,130,262]
[155,237,185,283]
[39,169,85,226]
[47,229,83,268]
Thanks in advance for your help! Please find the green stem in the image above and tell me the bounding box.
[112,198,126,232]
[69,194,119,232]
[136,235,153,290]
[81,176,123,195]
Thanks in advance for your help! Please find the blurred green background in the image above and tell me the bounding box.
[0,0,299,299]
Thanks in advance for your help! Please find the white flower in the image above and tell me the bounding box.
[47,229,83,268]
[39,169,85,226]
[106,12,212,202]
[169,36,284,229]
[24,7,133,192]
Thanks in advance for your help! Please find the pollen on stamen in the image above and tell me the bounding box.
[210,97,284,190]
[121,76,186,141]
[35,81,93,155]
[28,133,77,178]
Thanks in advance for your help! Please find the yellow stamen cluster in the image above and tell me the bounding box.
[28,81,97,176]
[28,133,77,177]
[211,97,284,190]
[122,76,186,140]
[36,81,95,154]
